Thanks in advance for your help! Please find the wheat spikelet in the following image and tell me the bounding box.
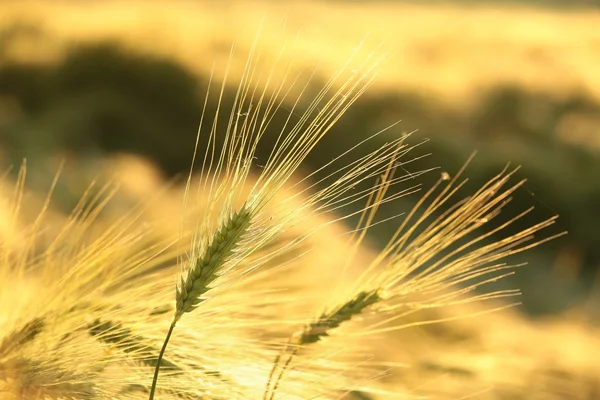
[299,290,381,346]
[175,204,252,320]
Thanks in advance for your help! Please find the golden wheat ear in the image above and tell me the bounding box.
[263,157,563,399]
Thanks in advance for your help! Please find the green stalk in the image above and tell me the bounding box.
[148,322,176,400]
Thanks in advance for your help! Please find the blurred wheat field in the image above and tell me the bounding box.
[2,153,600,399]
[2,0,600,108]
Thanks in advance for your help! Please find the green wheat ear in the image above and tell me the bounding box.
[149,204,252,400]
[300,290,381,345]
[174,204,253,322]
[264,290,381,400]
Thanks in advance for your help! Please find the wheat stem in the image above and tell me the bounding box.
[267,347,298,400]
[148,322,175,400]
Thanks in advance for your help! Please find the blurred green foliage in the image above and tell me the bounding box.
[0,41,202,175]
[1,39,598,316]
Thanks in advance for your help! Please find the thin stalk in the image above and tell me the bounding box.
[149,322,176,400]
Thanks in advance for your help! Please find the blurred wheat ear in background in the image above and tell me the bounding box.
[0,29,569,400]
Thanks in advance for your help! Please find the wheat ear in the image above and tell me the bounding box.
[175,204,253,321]
[264,290,382,400]
[149,204,252,400]
[299,290,381,345]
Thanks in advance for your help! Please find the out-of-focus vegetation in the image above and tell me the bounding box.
[1,1,600,398]
[0,2,600,312]
[0,2,598,315]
